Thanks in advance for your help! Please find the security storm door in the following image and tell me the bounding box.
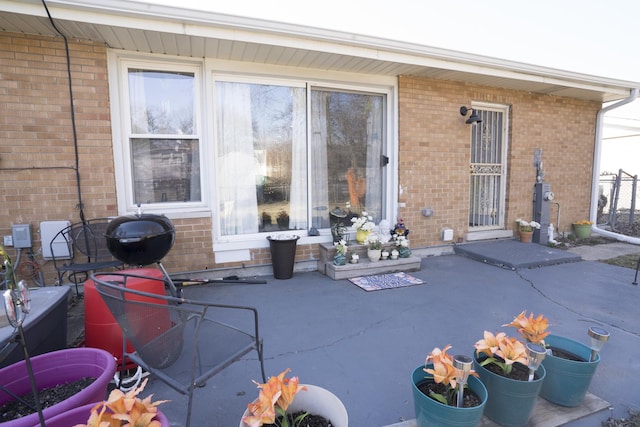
[468,106,508,230]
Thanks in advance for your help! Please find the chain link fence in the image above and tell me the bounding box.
[598,169,639,235]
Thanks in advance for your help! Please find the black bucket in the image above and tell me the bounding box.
[267,235,300,279]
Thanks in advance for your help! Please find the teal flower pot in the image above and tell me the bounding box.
[540,334,599,407]
[473,354,545,427]
[411,364,487,427]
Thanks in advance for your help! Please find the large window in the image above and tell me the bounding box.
[126,68,201,205]
[214,80,385,237]
[111,54,392,244]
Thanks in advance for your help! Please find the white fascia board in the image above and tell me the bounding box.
[6,0,640,95]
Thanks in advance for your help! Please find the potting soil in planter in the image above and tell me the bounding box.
[0,377,95,422]
[264,412,333,427]
[549,347,585,361]
[416,381,482,408]
[483,360,539,380]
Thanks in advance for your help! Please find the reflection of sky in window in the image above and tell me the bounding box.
[129,70,194,134]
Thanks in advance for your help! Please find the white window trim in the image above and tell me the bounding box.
[108,51,209,218]
[109,51,399,252]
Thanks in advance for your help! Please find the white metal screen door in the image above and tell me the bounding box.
[468,106,508,230]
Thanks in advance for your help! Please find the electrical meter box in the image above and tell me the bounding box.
[12,224,32,249]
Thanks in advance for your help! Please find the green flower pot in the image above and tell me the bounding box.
[411,364,487,427]
[573,223,592,239]
[473,353,545,427]
[540,334,599,407]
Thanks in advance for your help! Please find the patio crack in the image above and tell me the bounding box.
[264,314,397,360]
[515,270,639,338]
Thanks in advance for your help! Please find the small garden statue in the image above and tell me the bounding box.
[391,218,411,258]
[391,218,409,239]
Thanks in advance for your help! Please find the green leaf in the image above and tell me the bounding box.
[293,411,309,427]
[429,392,448,405]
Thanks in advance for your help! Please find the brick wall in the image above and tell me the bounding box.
[0,32,316,283]
[0,31,601,284]
[398,76,600,247]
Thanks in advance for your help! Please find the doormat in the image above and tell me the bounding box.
[348,272,425,292]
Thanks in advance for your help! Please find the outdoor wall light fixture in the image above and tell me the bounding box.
[460,106,482,124]
[525,342,547,382]
[453,354,473,407]
[588,326,610,362]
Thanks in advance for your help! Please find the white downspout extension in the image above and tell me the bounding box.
[590,87,640,243]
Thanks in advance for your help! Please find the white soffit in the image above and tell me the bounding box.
[0,0,637,102]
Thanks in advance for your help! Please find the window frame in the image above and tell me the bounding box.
[109,51,398,251]
[109,53,209,217]
[211,73,395,246]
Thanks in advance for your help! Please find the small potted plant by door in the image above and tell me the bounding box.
[515,219,540,243]
[333,239,348,266]
[392,234,412,257]
[351,211,375,244]
[240,369,347,427]
[572,220,593,239]
[411,345,487,427]
[365,233,384,262]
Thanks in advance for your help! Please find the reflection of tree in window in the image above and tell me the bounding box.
[312,90,383,224]
[215,81,383,235]
[128,69,200,205]
[128,69,194,135]
[131,139,200,204]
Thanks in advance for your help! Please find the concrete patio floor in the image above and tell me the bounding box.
[76,240,640,426]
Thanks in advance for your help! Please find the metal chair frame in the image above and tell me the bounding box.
[91,271,266,427]
[50,218,123,294]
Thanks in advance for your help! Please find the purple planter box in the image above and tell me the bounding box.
[36,401,170,427]
[0,347,116,427]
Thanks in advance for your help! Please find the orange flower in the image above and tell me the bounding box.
[475,331,528,376]
[275,369,306,411]
[242,369,307,427]
[74,378,168,427]
[422,344,478,406]
[474,331,506,358]
[494,336,528,367]
[424,345,457,388]
[504,310,550,344]
[244,389,279,427]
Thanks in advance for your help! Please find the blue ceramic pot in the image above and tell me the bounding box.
[333,254,346,266]
[540,334,599,407]
[411,364,487,427]
[473,353,545,427]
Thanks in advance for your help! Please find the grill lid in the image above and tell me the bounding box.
[105,213,175,266]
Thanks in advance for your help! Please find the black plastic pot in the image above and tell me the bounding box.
[105,214,175,266]
[267,235,299,279]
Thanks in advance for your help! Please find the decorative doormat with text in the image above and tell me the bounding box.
[348,272,425,292]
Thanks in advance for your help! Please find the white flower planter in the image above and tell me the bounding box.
[239,384,348,427]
